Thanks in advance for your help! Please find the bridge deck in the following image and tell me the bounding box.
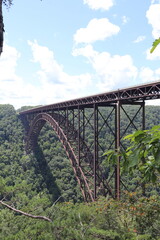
[19,81,160,115]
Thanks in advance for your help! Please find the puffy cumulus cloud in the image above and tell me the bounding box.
[139,67,155,83]
[0,44,24,107]
[72,44,97,58]
[73,45,138,91]
[83,0,114,11]
[28,40,64,82]
[0,42,92,109]
[146,4,160,38]
[0,44,20,79]
[0,43,45,109]
[74,18,120,44]
[139,66,160,83]
[28,40,92,101]
[28,40,63,74]
[133,35,146,43]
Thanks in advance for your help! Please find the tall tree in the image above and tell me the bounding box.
[0,0,12,55]
[0,0,4,54]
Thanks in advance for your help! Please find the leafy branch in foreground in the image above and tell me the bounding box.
[150,38,160,53]
[104,125,160,185]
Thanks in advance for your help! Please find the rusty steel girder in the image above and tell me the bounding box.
[19,81,160,115]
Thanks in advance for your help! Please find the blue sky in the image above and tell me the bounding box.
[1,0,160,109]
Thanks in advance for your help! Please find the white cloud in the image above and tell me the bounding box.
[28,40,92,102]
[0,44,44,109]
[72,44,97,59]
[146,4,160,38]
[122,16,129,25]
[0,44,24,107]
[83,0,114,10]
[0,42,93,109]
[73,45,138,91]
[133,35,146,43]
[74,18,120,44]
[0,44,20,79]
[139,67,155,83]
[28,40,64,82]
[139,66,160,83]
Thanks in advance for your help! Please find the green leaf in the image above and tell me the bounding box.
[151,172,157,183]
[143,150,148,158]
[151,125,160,131]
[128,154,139,168]
[149,137,159,144]
[150,38,160,53]
[155,147,160,162]
[123,133,134,140]
[103,149,115,156]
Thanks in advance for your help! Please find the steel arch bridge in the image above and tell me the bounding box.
[19,81,160,202]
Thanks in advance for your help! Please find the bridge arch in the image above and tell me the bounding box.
[26,112,95,201]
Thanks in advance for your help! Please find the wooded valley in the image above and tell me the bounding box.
[0,104,160,239]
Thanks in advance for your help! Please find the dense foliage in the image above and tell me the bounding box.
[104,125,160,185]
[122,126,160,183]
[0,104,160,239]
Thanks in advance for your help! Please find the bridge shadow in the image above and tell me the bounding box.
[33,144,61,202]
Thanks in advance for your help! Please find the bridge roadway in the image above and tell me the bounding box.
[19,81,160,201]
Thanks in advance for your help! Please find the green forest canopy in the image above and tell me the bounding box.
[0,104,160,239]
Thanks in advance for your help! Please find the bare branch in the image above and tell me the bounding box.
[0,200,52,222]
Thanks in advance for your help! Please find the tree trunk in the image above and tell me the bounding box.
[0,0,4,55]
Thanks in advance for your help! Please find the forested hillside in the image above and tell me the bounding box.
[0,104,160,239]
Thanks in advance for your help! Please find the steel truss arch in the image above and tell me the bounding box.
[26,112,98,202]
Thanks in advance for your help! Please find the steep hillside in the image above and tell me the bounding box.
[0,104,160,239]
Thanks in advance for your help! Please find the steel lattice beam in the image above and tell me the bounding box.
[19,81,160,115]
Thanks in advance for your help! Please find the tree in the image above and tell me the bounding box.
[0,0,12,54]
[121,126,160,183]
[104,125,160,194]
[0,0,43,55]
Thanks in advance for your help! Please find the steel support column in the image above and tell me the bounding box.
[115,101,120,200]
[94,104,98,199]
[142,100,145,130]
[78,106,81,166]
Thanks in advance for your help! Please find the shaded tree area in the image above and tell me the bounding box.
[0,104,160,239]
